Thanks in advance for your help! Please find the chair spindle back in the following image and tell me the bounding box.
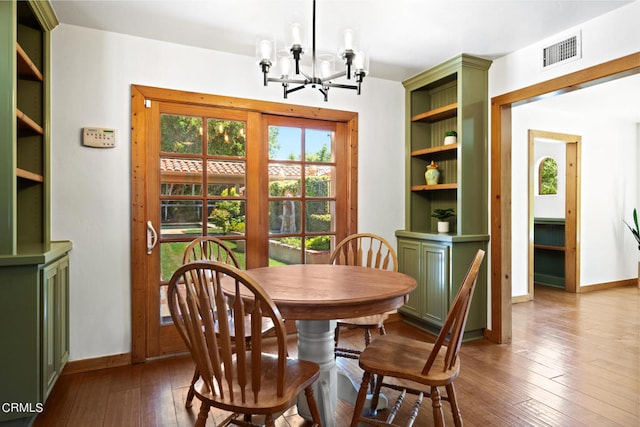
[182,236,240,267]
[167,261,288,402]
[330,233,397,271]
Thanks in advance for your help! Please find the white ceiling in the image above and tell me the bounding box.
[49,0,633,81]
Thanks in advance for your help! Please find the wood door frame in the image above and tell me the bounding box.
[525,129,580,301]
[130,85,359,362]
[489,52,640,344]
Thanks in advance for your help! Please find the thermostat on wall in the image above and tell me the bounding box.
[83,127,116,148]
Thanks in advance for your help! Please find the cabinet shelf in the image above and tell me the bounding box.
[411,143,458,157]
[16,42,43,81]
[17,108,43,134]
[16,168,44,183]
[411,183,458,191]
[534,244,565,251]
[411,103,457,123]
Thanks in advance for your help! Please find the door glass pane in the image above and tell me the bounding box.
[305,235,333,264]
[161,114,203,154]
[306,200,335,233]
[160,282,187,325]
[207,119,246,157]
[269,200,301,234]
[268,163,302,196]
[207,160,246,196]
[269,126,301,160]
[305,165,334,197]
[222,239,247,269]
[160,158,203,195]
[160,241,190,281]
[305,128,333,162]
[160,200,203,238]
[160,285,171,324]
[207,200,246,236]
[269,237,302,265]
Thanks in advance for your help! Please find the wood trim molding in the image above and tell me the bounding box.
[131,85,358,122]
[62,353,132,375]
[511,294,532,304]
[488,52,640,344]
[579,279,637,293]
[491,53,640,107]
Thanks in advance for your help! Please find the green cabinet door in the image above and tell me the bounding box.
[421,241,449,326]
[41,254,69,400]
[397,239,422,318]
[397,237,449,327]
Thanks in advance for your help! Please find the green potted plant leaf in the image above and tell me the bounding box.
[624,208,640,251]
[432,208,455,233]
[444,130,457,145]
[624,208,640,288]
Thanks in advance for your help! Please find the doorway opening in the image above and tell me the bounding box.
[525,130,580,302]
[488,52,640,344]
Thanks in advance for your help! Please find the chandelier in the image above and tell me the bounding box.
[257,0,368,102]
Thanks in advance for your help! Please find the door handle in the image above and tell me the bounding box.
[146,221,158,255]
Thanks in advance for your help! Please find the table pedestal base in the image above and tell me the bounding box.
[296,320,337,427]
[337,371,388,413]
[295,320,388,426]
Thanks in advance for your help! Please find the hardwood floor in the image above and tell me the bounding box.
[34,285,639,426]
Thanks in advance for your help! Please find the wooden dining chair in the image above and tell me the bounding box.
[167,260,323,427]
[350,249,485,427]
[182,236,241,268]
[181,236,274,408]
[330,233,398,360]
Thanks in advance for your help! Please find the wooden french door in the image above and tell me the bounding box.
[145,101,255,356]
[130,85,358,361]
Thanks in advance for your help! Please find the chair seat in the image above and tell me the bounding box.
[350,250,485,427]
[337,312,389,327]
[195,353,320,414]
[358,334,460,386]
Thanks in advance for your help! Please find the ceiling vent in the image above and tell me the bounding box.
[542,32,582,69]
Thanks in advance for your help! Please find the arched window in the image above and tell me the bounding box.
[538,157,558,195]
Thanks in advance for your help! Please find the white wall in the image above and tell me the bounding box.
[489,1,640,297]
[50,25,405,361]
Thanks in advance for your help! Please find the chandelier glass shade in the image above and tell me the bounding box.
[257,0,368,101]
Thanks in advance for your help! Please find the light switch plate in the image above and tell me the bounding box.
[83,127,116,148]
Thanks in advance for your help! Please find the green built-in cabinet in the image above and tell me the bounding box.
[396,232,488,339]
[0,1,70,425]
[397,54,491,339]
[0,244,71,425]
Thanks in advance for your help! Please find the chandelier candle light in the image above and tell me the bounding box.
[257,0,368,101]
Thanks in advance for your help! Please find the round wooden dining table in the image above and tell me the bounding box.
[242,264,416,427]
